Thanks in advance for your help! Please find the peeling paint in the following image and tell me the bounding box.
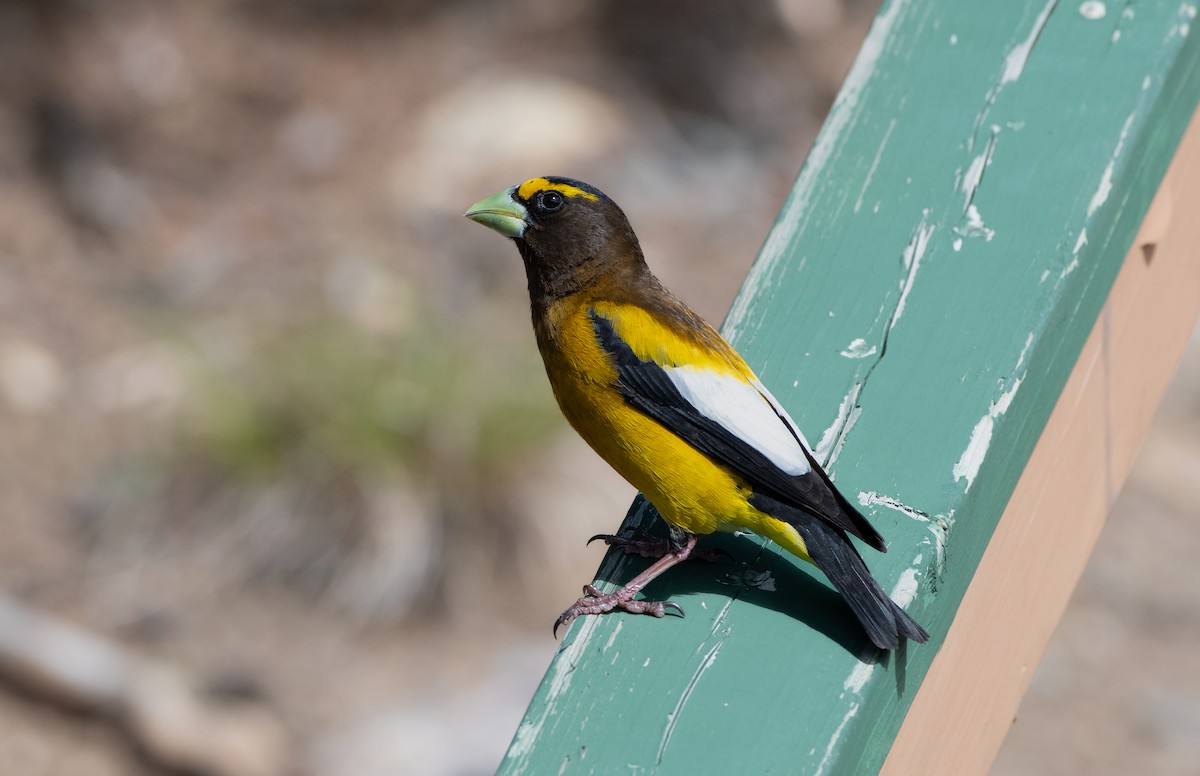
[843,660,876,695]
[1078,1,1107,20]
[840,338,878,359]
[970,0,1058,152]
[1087,110,1136,217]
[814,384,862,466]
[952,237,964,252]
[956,203,996,241]
[657,641,722,764]
[890,567,922,608]
[953,376,1024,491]
[1015,332,1036,370]
[893,213,935,329]
[814,703,860,776]
[961,129,998,211]
[1073,228,1088,255]
[857,490,929,522]
[1002,0,1059,85]
[602,620,623,654]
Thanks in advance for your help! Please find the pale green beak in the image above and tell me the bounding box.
[464,187,528,238]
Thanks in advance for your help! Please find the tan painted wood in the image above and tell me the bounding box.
[880,110,1200,776]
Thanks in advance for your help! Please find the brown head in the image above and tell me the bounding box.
[465,177,649,311]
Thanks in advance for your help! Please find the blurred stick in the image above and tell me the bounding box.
[0,592,290,776]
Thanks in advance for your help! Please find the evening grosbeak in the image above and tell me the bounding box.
[465,177,928,650]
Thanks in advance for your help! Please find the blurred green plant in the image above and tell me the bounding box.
[75,300,564,626]
[184,312,559,486]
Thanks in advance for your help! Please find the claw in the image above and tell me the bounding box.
[586,533,617,546]
[662,601,685,617]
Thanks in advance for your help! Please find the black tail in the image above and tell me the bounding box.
[751,494,929,650]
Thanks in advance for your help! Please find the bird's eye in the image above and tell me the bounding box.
[539,190,565,212]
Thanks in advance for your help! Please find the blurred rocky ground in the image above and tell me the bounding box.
[0,1,1194,775]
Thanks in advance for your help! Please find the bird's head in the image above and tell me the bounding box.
[465,176,645,302]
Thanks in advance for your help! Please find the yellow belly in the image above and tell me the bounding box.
[535,298,813,563]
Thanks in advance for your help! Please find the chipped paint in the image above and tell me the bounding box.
[952,237,964,252]
[1073,228,1088,255]
[843,660,876,695]
[814,383,862,466]
[961,129,997,210]
[956,203,996,241]
[953,376,1024,491]
[1015,332,1036,370]
[890,566,922,608]
[1078,1,1106,20]
[893,213,935,329]
[857,490,929,522]
[858,491,950,575]
[1088,110,1136,217]
[840,338,878,359]
[657,641,722,764]
[602,620,624,654]
[1002,0,1059,85]
[814,703,860,776]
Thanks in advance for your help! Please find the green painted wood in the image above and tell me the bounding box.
[497,2,1200,774]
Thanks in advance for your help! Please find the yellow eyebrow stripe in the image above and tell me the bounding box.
[516,178,599,203]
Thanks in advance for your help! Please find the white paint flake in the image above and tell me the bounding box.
[602,620,624,653]
[893,213,935,329]
[814,384,862,466]
[1078,1,1106,20]
[952,237,963,252]
[843,661,876,695]
[956,203,996,241]
[658,642,722,763]
[891,567,921,608]
[960,130,996,209]
[1088,110,1136,217]
[1002,0,1058,85]
[840,338,878,359]
[814,703,860,776]
[953,377,1024,491]
[1073,228,1088,255]
[1015,332,1035,370]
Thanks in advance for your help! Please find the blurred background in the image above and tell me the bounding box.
[0,1,1195,775]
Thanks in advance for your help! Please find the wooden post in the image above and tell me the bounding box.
[497,1,1200,774]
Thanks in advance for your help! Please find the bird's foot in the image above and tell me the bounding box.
[553,584,683,637]
[588,529,730,563]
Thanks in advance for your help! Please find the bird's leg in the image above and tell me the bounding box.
[588,526,731,563]
[554,533,698,637]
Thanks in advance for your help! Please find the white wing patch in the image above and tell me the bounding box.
[749,377,818,456]
[665,365,812,476]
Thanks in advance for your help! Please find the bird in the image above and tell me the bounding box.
[464,176,929,650]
